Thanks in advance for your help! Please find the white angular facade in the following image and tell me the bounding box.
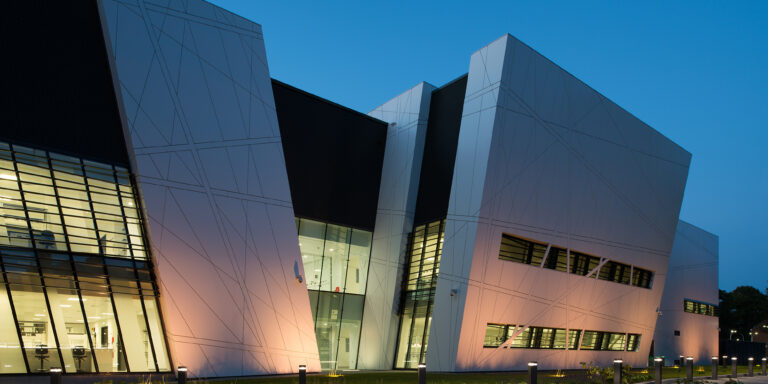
[652,221,719,365]
[0,1,717,379]
[430,34,691,371]
[99,0,319,377]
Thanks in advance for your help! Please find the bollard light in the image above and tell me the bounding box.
[723,355,728,367]
[685,357,693,381]
[49,367,62,384]
[749,357,754,377]
[177,366,188,384]
[654,358,663,384]
[613,359,623,384]
[299,364,307,384]
[418,363,426,384]
[528,361,538,384]
[732,357,738,378]
[712,356,719,379]
[762,357,767,376]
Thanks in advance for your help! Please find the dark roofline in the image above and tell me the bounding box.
[270,78,387,126]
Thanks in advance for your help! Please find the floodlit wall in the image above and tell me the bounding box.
[359,83,435,369]
[653,221,719,365]
[427,34,691,371]
[98,0,319,377]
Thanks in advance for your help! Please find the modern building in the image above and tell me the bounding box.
[0,0,715,379]
[652,221,719,366]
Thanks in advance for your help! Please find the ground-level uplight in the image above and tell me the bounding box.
[49,367,62,384]
[654,358,663,384]
[177,366,188,384]
[418,363,427,384]
[528,361,538,384]
[712,356,719,379]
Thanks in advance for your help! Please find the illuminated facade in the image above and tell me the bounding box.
[1,0,716,379]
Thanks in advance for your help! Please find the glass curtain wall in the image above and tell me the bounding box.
[394,219,445,369]
[296,218,372,371]
[0,142,170,374]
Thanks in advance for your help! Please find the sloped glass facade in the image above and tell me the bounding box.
[296,218,372,371]
[0,142,169,374]
[394,219,445,369]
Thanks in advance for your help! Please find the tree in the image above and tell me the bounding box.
[719,286,768,341]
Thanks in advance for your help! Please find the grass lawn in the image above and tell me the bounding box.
[90,365,763,384]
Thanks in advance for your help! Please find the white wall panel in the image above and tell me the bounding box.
[359,83,435,369]
[653,221,719,365]
[427,34,691,371]
[98,0,319,377]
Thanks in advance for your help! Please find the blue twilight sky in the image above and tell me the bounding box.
[209,0,767,292]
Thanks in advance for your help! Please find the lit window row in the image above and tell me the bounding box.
[684,299,718,317]
[0,142,146,260]
[0,248,169,374]
[499,233,654,289]
[394,219,445,369]
[484,323,641,352]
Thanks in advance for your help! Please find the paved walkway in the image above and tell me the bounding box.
[647,374,768,384]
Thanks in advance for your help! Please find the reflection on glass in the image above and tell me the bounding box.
[296,218,372,371]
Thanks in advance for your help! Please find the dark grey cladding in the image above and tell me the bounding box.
[0,0,130,167]
[272,79,388,231]
[413,74,468,225]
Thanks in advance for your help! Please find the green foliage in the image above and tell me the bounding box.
[579,362,649,384]
[719,286,768,341]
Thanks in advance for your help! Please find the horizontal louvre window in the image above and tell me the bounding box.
[498,233,654,289]
[485,323,640,352]
[683,299,718,317]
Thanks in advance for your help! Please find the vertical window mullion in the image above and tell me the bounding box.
[0,254,32,373]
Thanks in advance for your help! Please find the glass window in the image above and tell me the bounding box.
[394,296,415,368]
[335,294,363,370]
[604,333,626,351]
[598,261,631,285]
[44,287,92,373]
[142,297,169,372]
[321,224,350,293]
[552,328,567,349]
[580,330,601,350]
[79,290,125,372]
[567,329,581,350]
[544,247,568,272]
[344,229,371,295]
[499,234,547,266]
[297,219,325,290]
[314,291,344,371]
[8,283,62,373]
[113,294,155,372]
[631,268,653,288]
[508,325,532,348]
[484,324,508,347]
[627,333,641,352]
[0,279,26,373]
